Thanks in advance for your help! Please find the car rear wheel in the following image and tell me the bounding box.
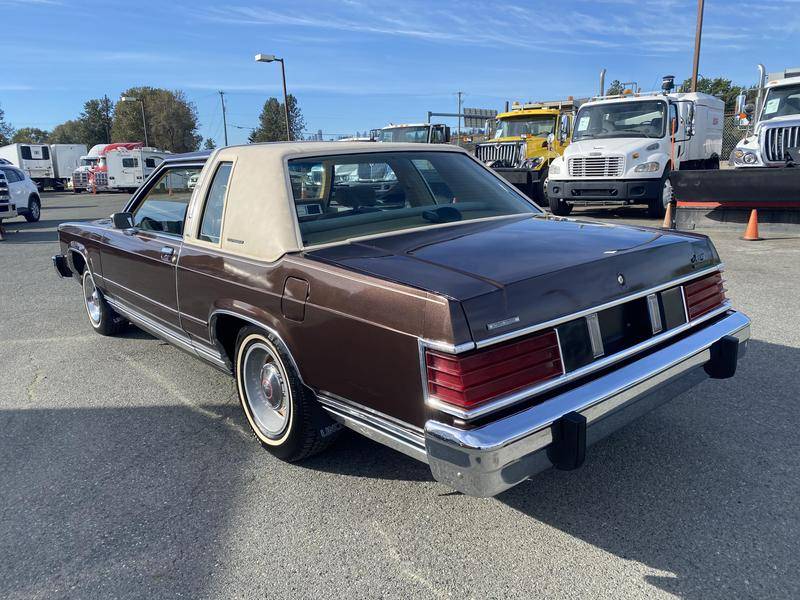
[235,326,340,461]
[25,196,41,223]
[548,195,572,216]
[82,270,126,336]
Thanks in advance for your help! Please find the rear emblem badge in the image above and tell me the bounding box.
[487,316,520,331]
[617,273,625,286]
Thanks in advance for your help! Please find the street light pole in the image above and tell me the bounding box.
[120,96,148,147]
[219,90,229,146]
[690,0,705,92]
[255,53,291,141]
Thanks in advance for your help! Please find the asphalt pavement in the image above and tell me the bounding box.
[1,192,798,599]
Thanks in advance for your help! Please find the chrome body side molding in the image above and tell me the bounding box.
[316,393,428,463]
[106,296,229,372]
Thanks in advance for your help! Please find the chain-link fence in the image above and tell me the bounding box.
[722,113,748,160]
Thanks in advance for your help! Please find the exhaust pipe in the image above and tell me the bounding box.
[599,68,606,96]
[755,64,766,118]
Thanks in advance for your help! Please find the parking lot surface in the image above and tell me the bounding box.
[2,192,799,599]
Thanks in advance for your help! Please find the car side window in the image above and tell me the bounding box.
[131,166,202,236]
[198,162,232,243]
[2,167,21,183]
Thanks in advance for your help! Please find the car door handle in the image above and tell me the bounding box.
[160,246,175,260]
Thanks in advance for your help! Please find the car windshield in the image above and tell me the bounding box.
[494,115,555,138]
[288,151,539,246]
[760,84,800,122]
[377,127,430,143]
[573,100,666,140]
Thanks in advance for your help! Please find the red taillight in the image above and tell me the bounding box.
[684,271,726,320]
[426,330,563,409]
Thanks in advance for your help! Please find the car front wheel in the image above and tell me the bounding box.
[25,196,41,223]
[235,326,340,461]
[82,270,126,335]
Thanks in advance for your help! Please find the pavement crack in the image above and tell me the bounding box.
[24,353,45,403]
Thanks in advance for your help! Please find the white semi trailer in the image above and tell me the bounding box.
[733,66,800,167]
[547,76,723,218]
[0,143,86,190]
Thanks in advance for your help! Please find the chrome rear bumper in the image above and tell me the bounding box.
[424,310,750,497]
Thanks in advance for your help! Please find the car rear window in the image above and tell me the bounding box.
[287,151,538,246]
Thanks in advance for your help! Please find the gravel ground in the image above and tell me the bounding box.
[1,193,798,599]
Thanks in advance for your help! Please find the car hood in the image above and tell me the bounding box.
[305,215,719,343]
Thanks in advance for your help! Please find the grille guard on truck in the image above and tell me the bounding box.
[424,310,750,497]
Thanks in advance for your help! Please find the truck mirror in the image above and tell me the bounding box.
[734,93,746,117]
[112,212,134,229]
[559,114,570,142]
[546,133,555,149]
[744,103,755,116]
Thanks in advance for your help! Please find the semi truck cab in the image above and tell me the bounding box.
[475,100,574,203]
[733,67,800,167]
[548,82,723,218]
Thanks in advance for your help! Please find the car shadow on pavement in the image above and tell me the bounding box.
[0,403,250,600]
[496,339,800,599]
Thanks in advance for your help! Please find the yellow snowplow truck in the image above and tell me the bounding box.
[475,100,575,202]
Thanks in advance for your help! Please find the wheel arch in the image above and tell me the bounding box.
[209,308,307,385]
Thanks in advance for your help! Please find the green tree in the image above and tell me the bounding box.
[605,80,625,95]
[249,94,305,142]
[679,76,744,111]
[12,127,50,143]
[0,104,14,145]
[81,97,113,146]
[49,119,88,145]
[203,138,217,150]
[112,87,201,152]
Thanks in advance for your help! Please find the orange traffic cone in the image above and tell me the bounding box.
[742,209,762,241]
[662,201,674,229]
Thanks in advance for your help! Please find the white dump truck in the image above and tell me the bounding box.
[547,76,724,218]
[0,143,86,191]
[732,66,800,167]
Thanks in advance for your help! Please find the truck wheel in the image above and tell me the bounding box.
[25,196,41,223]
[548,196,573,216]
[82,270,127,336]
[235,326,340,462]
[535,168,549,205]
[648,171,672,219]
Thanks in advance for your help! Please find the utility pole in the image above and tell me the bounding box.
[219,90,229,146]
[103,94,111,143]
[690,0,705,92]
[456,91,464,145]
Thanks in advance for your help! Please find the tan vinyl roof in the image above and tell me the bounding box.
[183,142,468,263]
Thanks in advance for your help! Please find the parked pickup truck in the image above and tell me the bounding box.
[53,142,750,497]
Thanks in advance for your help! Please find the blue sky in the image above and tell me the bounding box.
[1,0,798,146]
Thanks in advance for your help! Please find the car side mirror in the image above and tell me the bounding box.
[112,212,134,229]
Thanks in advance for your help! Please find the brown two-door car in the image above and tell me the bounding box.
[53,142,750,497]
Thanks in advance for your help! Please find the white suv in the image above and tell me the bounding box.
[0,165,41,223]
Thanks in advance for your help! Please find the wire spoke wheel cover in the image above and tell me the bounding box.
[239,338,293,442]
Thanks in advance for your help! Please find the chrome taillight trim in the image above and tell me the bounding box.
[425,300,732,421]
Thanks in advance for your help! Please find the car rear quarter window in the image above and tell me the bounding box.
[199,162,232,243]
[131,166,202,236]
